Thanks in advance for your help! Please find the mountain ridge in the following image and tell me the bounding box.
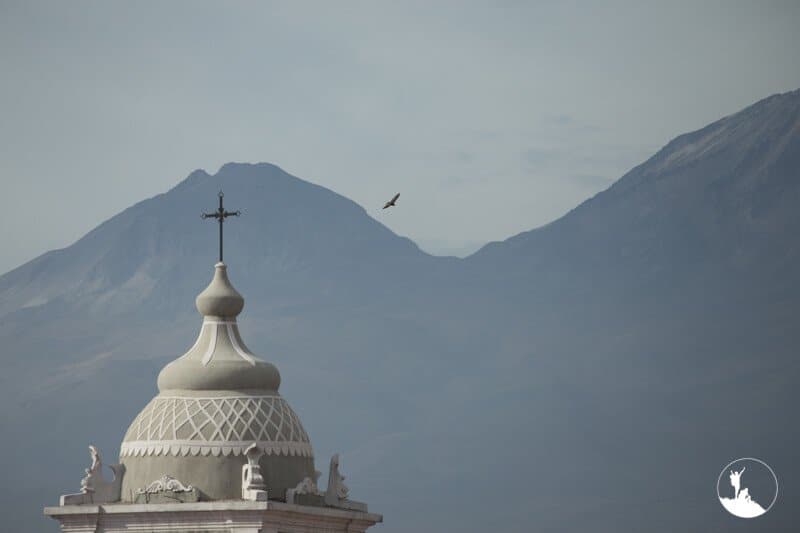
[0,161,434,320]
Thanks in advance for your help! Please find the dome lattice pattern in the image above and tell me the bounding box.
[120,395,313,458]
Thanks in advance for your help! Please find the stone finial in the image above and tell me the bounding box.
[326,454,349,501]
[79,445,101,493]
[196,262,244,318]
[241,443,268,501]
[323,454,367,512]
[60,445,125,506]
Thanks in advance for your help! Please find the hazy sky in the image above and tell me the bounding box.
[1,1,799,273]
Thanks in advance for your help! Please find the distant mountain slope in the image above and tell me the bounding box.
[2,91,800,532]
[472,89,800,285]
[459,90,800,532]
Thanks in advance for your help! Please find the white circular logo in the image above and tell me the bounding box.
[717,457,778,518]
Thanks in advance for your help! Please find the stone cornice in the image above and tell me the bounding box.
[45,501,383,533]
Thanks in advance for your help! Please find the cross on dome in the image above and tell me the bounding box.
[201,190,240,262]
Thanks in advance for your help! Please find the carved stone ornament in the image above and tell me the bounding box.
[60,445,125,506]
[323,453,367,512]
[325,453,349,502]
[285,469,323,504]
[294,471,322,495]
[137,475,194,494]
[241,443,268,501]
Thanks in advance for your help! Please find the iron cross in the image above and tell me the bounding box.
[202,191,240,262]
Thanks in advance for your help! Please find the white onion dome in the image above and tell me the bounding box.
[119,262,315,501]
[156,262,281,392]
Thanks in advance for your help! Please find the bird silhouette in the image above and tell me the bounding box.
[383,193,400,209]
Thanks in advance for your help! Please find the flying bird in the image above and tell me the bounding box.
[383,193,400,209]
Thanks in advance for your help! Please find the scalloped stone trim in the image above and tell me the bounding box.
[120,440,314,458]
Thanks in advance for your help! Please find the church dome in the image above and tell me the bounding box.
[119,262,315,501]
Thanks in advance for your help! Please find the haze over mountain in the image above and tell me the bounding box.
[1,90,799,532]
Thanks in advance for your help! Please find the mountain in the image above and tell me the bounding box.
[457,89,800,531]
[2,90,800,532]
